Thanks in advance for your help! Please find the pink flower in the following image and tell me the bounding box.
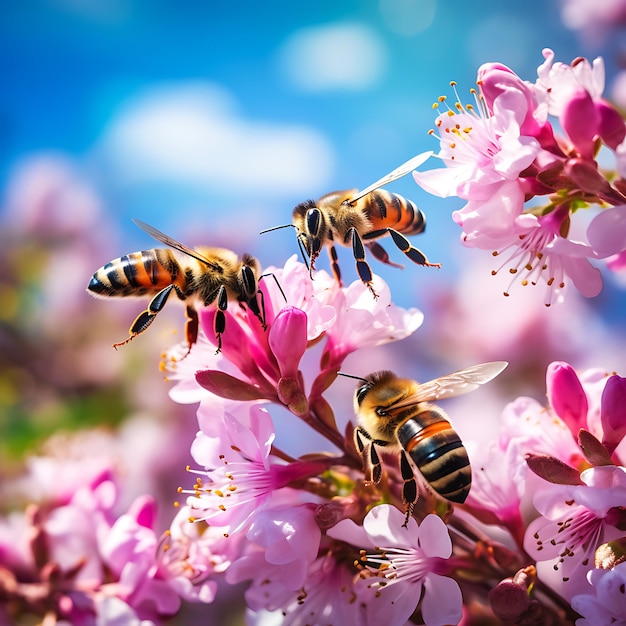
[320,274,423,370]
[536,49,626,153]
[328,505,462,626]
[183,405,324,535]
[570,561,626,625]
[226,502,322,598]
[230,551,370,626]
[156,505,241,604]
[487,205,603,305]
[412,87,540,204]
[100,495,183,620]
[524,465,626,601]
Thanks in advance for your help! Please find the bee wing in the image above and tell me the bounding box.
[392,361,508,408]
[132,219,220,269]
[347,151,433,204]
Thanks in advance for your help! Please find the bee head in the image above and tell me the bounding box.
[292,200,323,259]
[354,371,397,406]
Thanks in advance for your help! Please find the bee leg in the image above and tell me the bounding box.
[181,305,199,358]
[349,228,377,298]
[365,241,404,269]
[213,285,228,354]
[327,245,342,285]
[400,451,418,528]
[354,427,383,485]
[247,289,266,330]
[387,228,441,268]
[113,284,176,349]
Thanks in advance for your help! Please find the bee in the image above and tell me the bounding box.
[87,219,265,354]
[349,361,508,526]
[262,152,439,296]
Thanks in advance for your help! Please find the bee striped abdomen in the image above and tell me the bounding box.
[396,410,471,503]
[366,191,426,237]
[88,249,180,298]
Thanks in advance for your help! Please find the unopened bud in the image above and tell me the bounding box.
[488,566,536,621]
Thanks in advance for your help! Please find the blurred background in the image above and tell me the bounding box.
[1,0,626,623]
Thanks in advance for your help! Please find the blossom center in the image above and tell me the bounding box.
[532,507,603,582]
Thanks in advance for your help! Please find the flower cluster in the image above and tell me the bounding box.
[0,463,222,624]
[413,49,626,305]
[162,249,626,624]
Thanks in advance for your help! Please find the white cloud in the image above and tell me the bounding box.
[379,0,437,36]
[277,22,387,92]
[94,83,334,196]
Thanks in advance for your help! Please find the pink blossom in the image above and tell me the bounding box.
[100,495,183,620]
[570,561,626,625]
[320,274,423,369]
[230,550,370,626]
[524,466,626,600]
[477,61,551,140]
[184,405,324,535]
[487,205,603,305]
[156,505,240,604]
[536,49,625,152]
[328,505,462,626]
[412,89,540,204]
[227,502,322,594]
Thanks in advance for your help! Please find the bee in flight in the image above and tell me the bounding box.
[87,219,265,354]
[262,152,439,296]
[348,361,508,526]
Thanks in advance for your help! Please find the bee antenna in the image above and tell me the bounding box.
[337,372,368,384]
[259,224,297,235]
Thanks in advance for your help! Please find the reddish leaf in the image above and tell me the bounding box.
[195,370,269,401]
[579,428,613,466]
[525,454,583,485]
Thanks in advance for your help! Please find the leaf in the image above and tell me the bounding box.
[195,370,269,401]
[525,454,583,485]
[578,428,613,466]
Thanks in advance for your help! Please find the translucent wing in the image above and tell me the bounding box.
[133,219,220,269]
[392,361,508,409]
[347,151,433,204]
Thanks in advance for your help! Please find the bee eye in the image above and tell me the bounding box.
[306,208,322,237]
[356,384,370,405]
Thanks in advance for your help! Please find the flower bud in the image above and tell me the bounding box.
[488,566,535,621]
[546,361,588,432]
[561,89,599,160]
[601,375,626,456]
[269,306,308,379]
